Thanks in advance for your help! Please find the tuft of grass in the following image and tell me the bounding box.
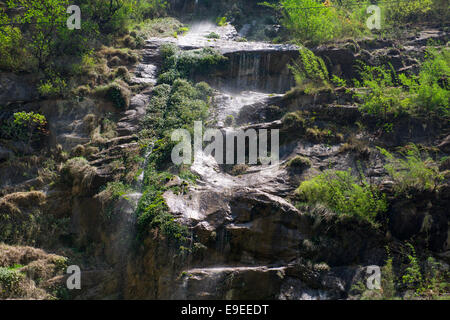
[287,156,312,171]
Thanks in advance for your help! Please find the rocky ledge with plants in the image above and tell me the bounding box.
[0,0,449,300]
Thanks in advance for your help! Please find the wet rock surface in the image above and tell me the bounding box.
[1,17,448,300]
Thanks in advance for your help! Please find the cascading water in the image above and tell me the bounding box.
[126,21,313,299]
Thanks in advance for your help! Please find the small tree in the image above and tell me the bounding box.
[2,0,69,70]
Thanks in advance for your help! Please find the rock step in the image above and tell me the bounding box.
[181,265,286,276]
[172,265,288,299]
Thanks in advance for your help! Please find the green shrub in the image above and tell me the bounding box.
[216,16,227,26]
[115,66,131,81]
[287,156,312,170]
[385,0,432,24]
[158,69,181,85]
[178,27,189,35]
[400,49,449,118]
[355,64,408,119]
[2,112,48,144]
[282,112,306,130]
[289,48,330,92]
[295,169,387,224]
[38,77,68,98]
[136,168,189,244]
[0,24,35,72]
[378,145,443,193]
[95,80,131,109]
[402,244,423,291]
[263,0,368,44]
[159,45,227,83]
[357,49,449,119]
[206,32,220,39]
[224,115,235,126]
[142,79,211,138]
[0,267,24,298]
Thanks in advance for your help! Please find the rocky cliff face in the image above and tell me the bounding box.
[0,17,449,300]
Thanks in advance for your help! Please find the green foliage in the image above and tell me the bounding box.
[142,79,212,138]
[136,168,189,244]
[38,77,67,98]
[381,255,397,299]
[357,49,449,120]
[355,64,408,119]
[216,16,227,26]
[206,32,220,39]
[1,0,69,70]
[2,112,48,144]
[289,48,330,92]
[378,145,443,193]
[159,45,227,83]
[331,75,347,87]
[400,49,449,118]
[296,169,387,224]
[105,181,132,201]
[127,0,168,21]
[0,267,24,298]
[94,80,131,109]
[0,22,33,72]
[287,155,312,170]
[385,0,432,24]
[136,52,214,246]
[400,244,449,298]
[264,0,367,44]
[0,0,168,72]
[402,244,423,290]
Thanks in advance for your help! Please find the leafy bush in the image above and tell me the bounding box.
[357,49,449,119]
[38,77,68,98]
[0,267,24,298]
[2,112,48,144]
[355,64,408,119]
[402,244,423,290]
[142,79,211,138]
[400,49,449,118]
[296,169,387,224]
[136,55,214,245]
[206,32,220,39]
[159,45,227,83]
[378,145,443,193]
[264,0,367,44]
[287,156,312,170]
[136,168,189,244]
[0,24,34,72]
[216,16,227,26]
[94,80,131,109]
[385,0,432,24]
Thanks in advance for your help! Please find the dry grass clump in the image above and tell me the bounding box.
[115,66,131,82]
[0,192,46,245]
[60,157,97,195]
[133,17,183,38]
[71,85,91,97]
[91,118,118,145]
[93,79,131,110]
[338,135,371,159]
[305,127,344,144]
[98,46,139,66]
[0,244,50,267]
